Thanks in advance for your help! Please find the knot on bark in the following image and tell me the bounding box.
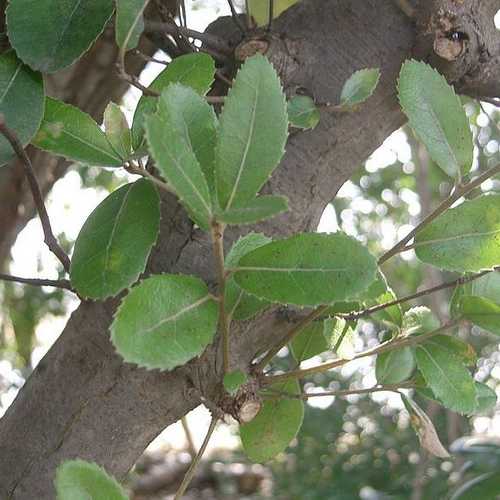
[218,377,262,424]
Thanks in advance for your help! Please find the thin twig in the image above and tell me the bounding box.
[480,97,500,108]
[226,0,246,33]
[211,221,231,373]
[133,49,169,65]
[174,417,218,500]
[378,163,500,265]
[125,162,176,195]
[262,320,461,385]
[0,273,73,291]
[0,118,71,273]
[181,416,197,460]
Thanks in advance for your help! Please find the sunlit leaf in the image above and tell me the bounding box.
[103,102,132,160]
[340,68,380,108]
[403,306,440,336]
[323,317,356,359]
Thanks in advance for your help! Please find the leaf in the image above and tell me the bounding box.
[287,96,320,130]
[6,0,114,73]
[240,380,304,462]
[233,233,378,307]
[218,195,288,225]
[415,195,500,272]
[70,179,160,299]
[376,347,415,385]
[402,395,450,459]
[415,340,476,414]
[398,60,473,178]
[55,459,127,500]
[469,270,500,304]
[340,68,380,108]
[371,289,403,329]
[215,54,288,211]
[474,382,497,415]
[403,306,440,336]
[116,0,148,51]
[145,85,216,229]
[131,53,215,150]
[111,274,218,371]
[32,98,122,167]
[224,370,248,395]
[426,335,477,367]
[225,233,271,322]
[460,296,500,336]
[290,322,328,362]
[104,102,132,160]
[247,0,299,26]
[323,317,356,359]
[451,472,500,500]
[0,51,44,167]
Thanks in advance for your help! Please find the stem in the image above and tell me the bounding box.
[125,162,176,195]
[253,305,330,372]
[0,118,71,273]
[0,273,73,291]
[263,320,460,385]
[379,163,500,265]
[211,221,231,373]
[226,0,246,33]
[173,417,218,500]
[181,416,197,460]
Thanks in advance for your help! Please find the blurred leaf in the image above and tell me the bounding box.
[460,296,500,336]
[287,95,320,129]
[111,275,218,371]
[70,180,160,299]
[474,382,497,415]
[376,347,415,385]
[7,0,114,73]
[115,0,147,51]
[403,306,440,336]
[218,195,288,225]
[55,459,127,500]
[398,60,472,178]
[340,68,380,108]
[103,102,132,160]
[451,472,500,500]
[0,51,44,166]
[323,317,356,359]
[290,322,328,363]
[371,289,403,329]
[216,54,288,210]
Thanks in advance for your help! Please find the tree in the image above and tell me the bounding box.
[0,0,499,498]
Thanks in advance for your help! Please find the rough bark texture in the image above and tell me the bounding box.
[0,0,499,497]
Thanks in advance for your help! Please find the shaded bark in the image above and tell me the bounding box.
[0,0,499,498]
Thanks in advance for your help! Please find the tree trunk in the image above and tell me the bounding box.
[0,0,499,497]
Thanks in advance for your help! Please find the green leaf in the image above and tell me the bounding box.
[469,271,500,304]
[32,98,122,166]
[287,96,320,130]
[240,380,304,462]
[111,274,218,371]
[104,102,132,160]
[415,340,476,414]
[323,317,356,359]
[218,195,288,225]
[403,306,440,336]
[376,347,415,385]
[426,335,477,367]
[398,60,472,178]
[340,68,380,108]
[451,472,500,500]
[290,322,328,362]
[216,54,288,211]
[225,233,271,322]
[55,459,127,500]
[70,180,160,299]
[233,233,378,307]
[115,0,147,51]
[145,85,216,229]
[131,53,215,150]
[415,195,500,272]
[474,382,497,415]
[6,0,114,73]
[460,296,500,336]
[223,370,248,395]
[248,0,299,26]
[0,51,44,167]
[371,289,403,329]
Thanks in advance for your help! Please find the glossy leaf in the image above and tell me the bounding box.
[323,317,356,359]
[287,95,320,130]
[55,460,127,500]
[398,60,473,178]
[240,380,304,462]
[225,233,271,322]
[415,195,500,272]
[131,53,215,149]
[233,233,378,307]
[111,274,218,371]
[451,472,500,500]
[104,102,132,160]
[290,322,328,362]
[116,0,147,51]
[216,54,288,210]
[224,370,248,395]
[145,85,216,229]
[6,0,114,73]
[460,296,500,336]
[218,195,288,225]
[0,51,44,166]
[403,306,440,336]
[340,68,380,108]
[33,98,122,166]
[70,180,160,299]
[415,340,476,414]
[376,347,415,385]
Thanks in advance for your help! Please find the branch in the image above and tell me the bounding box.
[0,273,73,291]
[379,163,500,265]
[0,117,71,273]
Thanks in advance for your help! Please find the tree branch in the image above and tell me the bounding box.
[0,273,73,291]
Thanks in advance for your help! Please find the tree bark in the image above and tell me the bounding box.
[0,0,499,497]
